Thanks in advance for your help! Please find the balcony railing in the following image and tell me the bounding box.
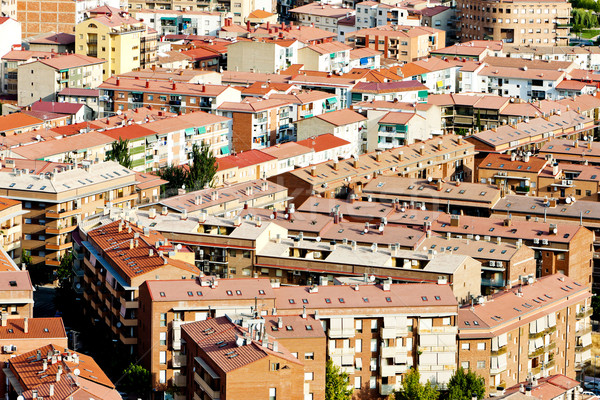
[529,342,556,358]
[529,325,557,339]
[576,308,593,319]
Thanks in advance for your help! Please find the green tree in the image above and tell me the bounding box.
[396,368,439,400]
[187,142,218,191]
[592,294,600,320]
[56,250,74,283]
[120,363,151,399]
[447,367,485,400]
[106,138,132,169]
[157,164,188,194]
[326,359,353,400]
[476,110,482,132]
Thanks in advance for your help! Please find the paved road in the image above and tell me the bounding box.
[33,285,57,318]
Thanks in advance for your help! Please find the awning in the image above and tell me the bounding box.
[3,368,23,394]
[185,128,195,136]
[436,81,443,88]
[326,97,337,104]
[220,145,230,155]
[198,126,207,134]
[147,135,158,143]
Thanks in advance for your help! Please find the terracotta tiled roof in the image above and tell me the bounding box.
[479,153,548,173]
[263,315,325,339]
[0,113,43,132]
[57,88,99,97]
[378,111,422,125]
[182,316,302,373]
[28,32,75,45]
[99,77,236,97]
[0,197,21,212]
[313,108,366,126]
[31,101,85,115]
[38,54,105,69]
[0,318,65,340]
[247,9,275,18]
[296,133,351,152]
[260,142,313,159]
[101,124,157,141]
[145,277,275,301]
[10,132,114,160]
[353,80,428,93]
[290,3,352,18]
[216,150,276,171]
[134,172,168,190]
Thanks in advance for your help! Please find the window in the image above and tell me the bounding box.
[461,361,470,369]
[355,376,361,389]
[159,370,166,384]
[477,360,485,369]
[369,376,376,389]
[477,342,486,350]
[461,343,470,350]
[269,388,276,400]
[370,339,377,352]
[305,352,314,360]
[371,320,377,332]
[356,320,362,332]
[355,339,362,352]
[271,362,280,371]
[160,313,167,327]
[305,372,314,381]
[159,351,166,364]
[159,332,166,345]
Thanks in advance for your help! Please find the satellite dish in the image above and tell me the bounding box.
[116,322,122,328]
[421,206,426,211]
[475,235,480,241]
[74,369,80,376]
[369,275,376,282]
[269,214,274,219]
[18,396,24,400]
[427,177,433,182]
[176,244,182,250]
[565,197,572,204]
[315,237,321,242]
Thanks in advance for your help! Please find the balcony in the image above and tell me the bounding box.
[329,347,355,357]
[120,297,139,309]
[491,346,508,356]
[419,326,457,334]
[119,313,138,327]
[576,308,593,319]
[119,333,138,346]
[576,344,592,353]
[172,354,187,368]
[528,342,556,358]
[194,372,220,399]
[380,384,395,396]
[531,359,555,375]
[529,325,557,339]
[576,326,593,336]
[45,207,81,219]
[381,345,408,359]
[172,374,186,387]
[45,239,73,251]
[45,224,77,235]
[45,258,61,267]
[381,364,407,377]
[482,278,506,287]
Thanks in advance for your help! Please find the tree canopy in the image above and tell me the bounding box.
[447,367,486,400]
[157,142,217,195]
[396,368,439,400]
[120,363,151,398]
[105,138,132,169]
[326,360,353,400]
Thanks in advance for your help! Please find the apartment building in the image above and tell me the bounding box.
[182,316,307,400]
[539,138,600,165]
[18,0,77,39]
[458,274,591,396]
[0,248,33,319]
[466,110,594,156]
[0,197,24,263]
[362,177,500,216]
[27,32,75,53]
[217,98,294,151]
[269,90,341,126]
[355,1,419,31]
[0,318,67,398]
[0,160,148,269]
[260,142,315,173]
[56,88,101,119]
[272,134,475,205]
[297,41,352,73]
[75,10,149,80]
[215,150,278,186]
[0,0,16,19]
[502,44,600,70]
[456,0,572,45]
[399,57,461,94]
[291,3,355,38]
[131,9,222,36]
[137,277,460,398]
[296,133,353,165]
[346,25,446,63]
[0,18,20,61]
[227,38,302,74]
[102,111,232,171]
[99,77,242,116]
[17,54,105,107]
[79,219,200,354]
[350,81,430,105]
[1,50,54,95]
[349,47,382,70]
[5,344,121,400]
[155,179,289,216]
[296,109,366,155]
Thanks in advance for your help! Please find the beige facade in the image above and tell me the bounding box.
[0,198,24,263]
[17,55,104,107]
[457,0,572,45]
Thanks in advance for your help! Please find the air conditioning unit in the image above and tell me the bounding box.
[489,261,496,267]
[541,239,548,245]
[567,180,573,185]
[497,261,503,268]
[293,271,301,276]
[533,238,539,244]
[3,345,16,354]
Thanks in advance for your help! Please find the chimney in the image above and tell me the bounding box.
[398,151,403,161]
[116,78,120,86]
[129,239,134,250]
[145,80,150,88]
[376,151,382,162]
[149,208,156,219]
[49,384,54,397]
[333,160,339,171]
[310,166,316,177]
[172,82,177,90]
[161,206,168,215]
[353,156,359,169]
[195,195,202,205]
[450,215,460,227]
[23,317,28,334]
[436,141,443,150]
[436,179,443,191]
[549,198,557,207]
[42,359,48,371]
[0,313,6,327]
[277,317,283,328]
[302,305,307,319]
[419,145,425,155]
